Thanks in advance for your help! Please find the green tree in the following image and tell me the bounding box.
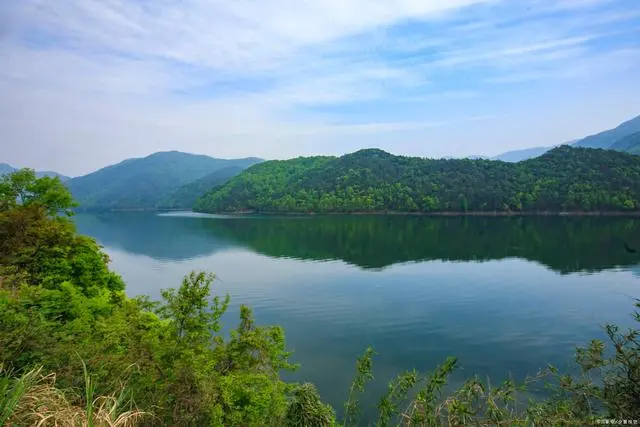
[0,169,76,216]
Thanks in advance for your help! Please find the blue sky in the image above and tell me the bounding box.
[1,0,639,175]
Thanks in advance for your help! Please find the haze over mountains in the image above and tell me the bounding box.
[610,132,640,155]
[0,163,70,181]
[493,115,640,162]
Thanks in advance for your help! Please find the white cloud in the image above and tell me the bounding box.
[21,0,492,71]
[1,0,639,175]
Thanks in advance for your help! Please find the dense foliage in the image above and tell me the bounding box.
[157,165,245,209]
[195,146,640,213]
[68,151,261,211]
[1,170,639,426]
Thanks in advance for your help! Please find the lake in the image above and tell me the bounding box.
[75,212,640,419]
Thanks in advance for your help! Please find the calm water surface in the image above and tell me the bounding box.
[75,213,640,417]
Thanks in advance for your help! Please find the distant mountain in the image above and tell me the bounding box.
[492,114,640,162]
[157,165,247,209]
[37,171,71,181]
[0,163,14,175]
[67,151,262,211]
[610,131,640,155]
[492,146,557,162]
[195,146,640,214]
[0,163,71,181]
[573,115,640,149]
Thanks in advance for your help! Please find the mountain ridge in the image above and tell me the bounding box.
[493,115,640,162]
[0,163,71,181]
[195,145,640,214]
[67,151,263,211]
[574,114,640,149]
[610,131,640,155]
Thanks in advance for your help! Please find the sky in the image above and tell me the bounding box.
[1,0,640,176]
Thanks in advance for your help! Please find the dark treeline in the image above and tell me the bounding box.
[195,146,640,213]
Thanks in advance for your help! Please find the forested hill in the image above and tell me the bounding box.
[68,151,262,211]
[157,165,246,209]
[194,146,640,214]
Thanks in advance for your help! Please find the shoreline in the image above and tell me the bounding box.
[75,208,640,217]
[192,209,640,217]
[75,208,187,213]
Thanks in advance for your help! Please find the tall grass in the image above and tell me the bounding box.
[0,364,148,427]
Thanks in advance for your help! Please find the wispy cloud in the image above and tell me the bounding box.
[1,0,639,174]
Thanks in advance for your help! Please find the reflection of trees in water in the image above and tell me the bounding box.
[74,213,239,261]
[207,216,640,274]
[76,213,640,274]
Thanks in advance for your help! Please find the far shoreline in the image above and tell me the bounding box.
[191,209,640,217]
[72,208,640,217]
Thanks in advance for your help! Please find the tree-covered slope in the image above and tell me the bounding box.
[195,146,640,213]
[611,131,640,155]
[157,165,247,209]
[67,151,261,211]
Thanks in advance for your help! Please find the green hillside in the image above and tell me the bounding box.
[195,146,640,213]
[157,165,246,209]
[68,152,261,211]
[611,131,640,155]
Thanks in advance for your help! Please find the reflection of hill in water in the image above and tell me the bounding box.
[76,213,640,273]
[205,216,640,274]
[74,213,238,261]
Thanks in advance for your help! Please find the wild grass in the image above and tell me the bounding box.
[0,363,148,427]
